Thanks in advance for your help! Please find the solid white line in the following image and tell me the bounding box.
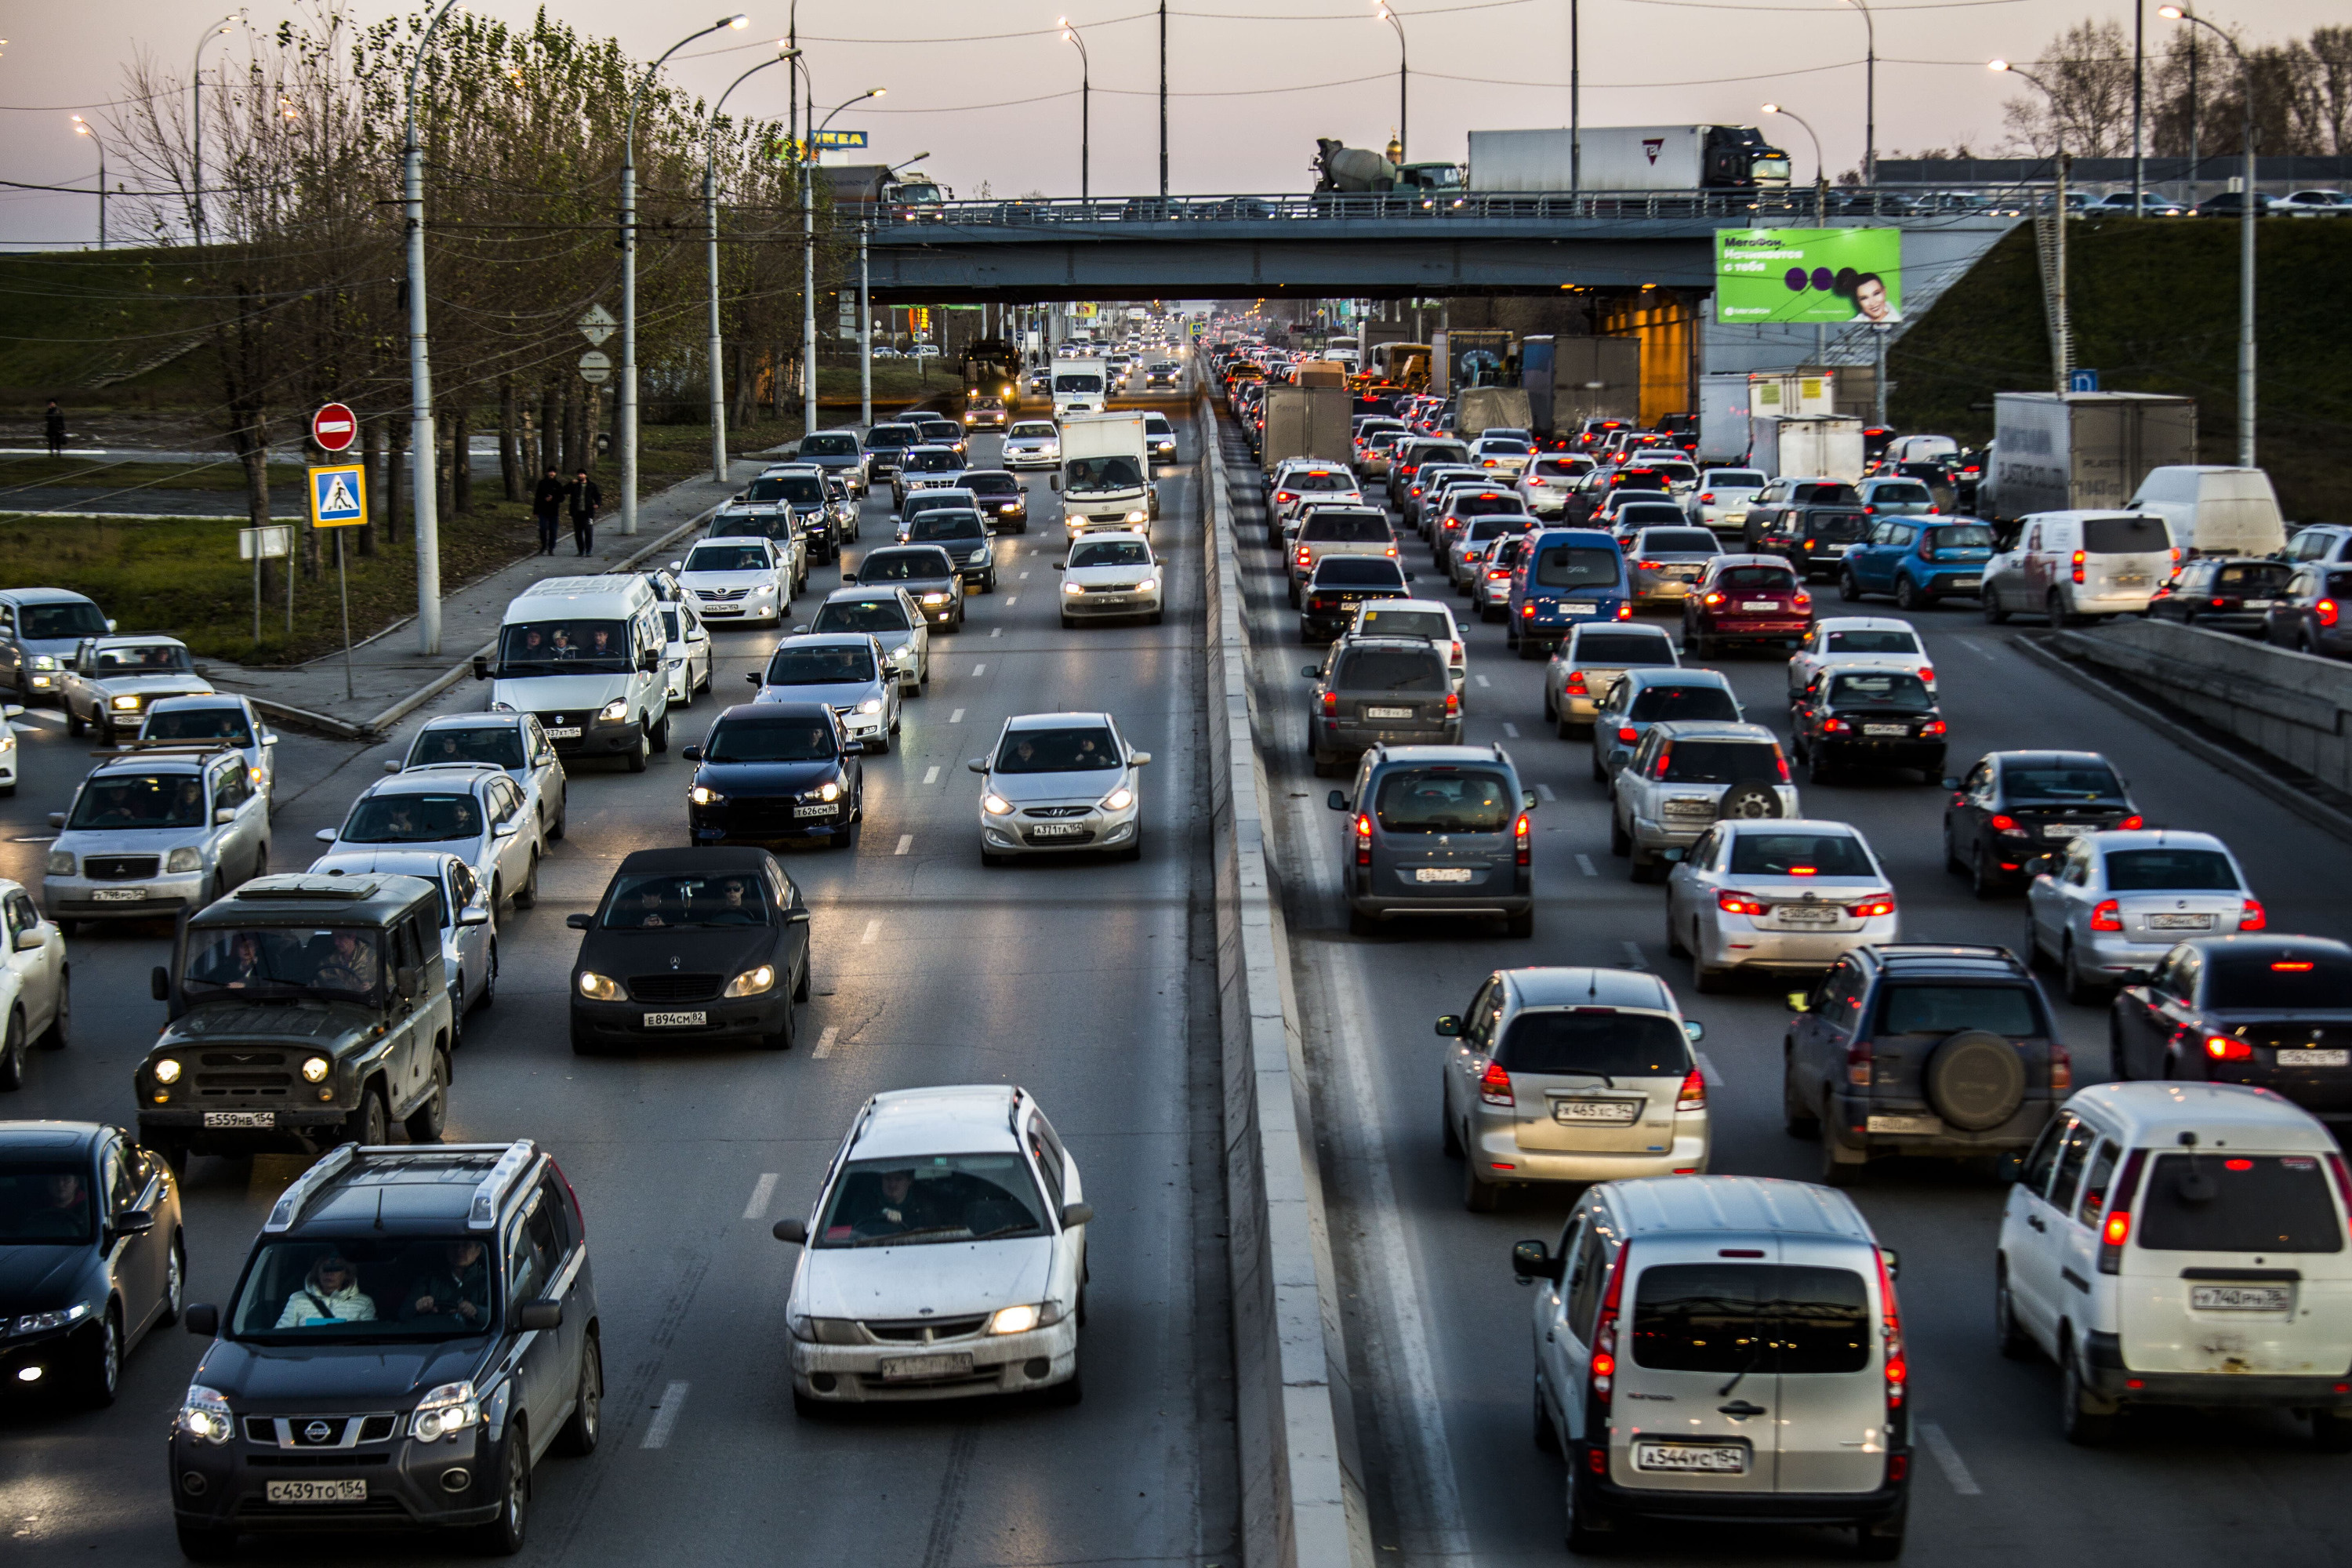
[1621,939,1646,970]
[1475,673,1491,688]
[640,1381,690,1449]
[1537,783,1557,801]
[1502,722,1519,739]
[894,833,913,855]
[812,1025,840,1058]
[9,723,34,735]
[1919,1422,1983,1495]
[1953,636,2000,662]
[859,918,880,945]
[1576,853,1596,877]
[742,1174,777,1221]
[971,662,985,675]
[923,765,940,784]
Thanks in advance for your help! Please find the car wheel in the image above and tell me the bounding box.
[1628,846,1662,884]
[1441,1085,1463,1157]
[403,1051,448,1142]
[344,1085,390,1147]
[0,1009,24,1091]
[1461,1152,1501,1213]
[550,803,567,841]
[514,854,539,909]
[65,703,85,737]
[1693,960,1729,994]
[1839,569,1862,603]
[553,1335,603,1457]
[1895,575,1928,612]
[1042,1367,1084,1407]
[475,941,498,1013]
[982,847,1008,868]
[793,958,811,1003]
[2063,942,2105,1006]
[475,1427,532,1555]
[1346,906,1379,938]
[650,714,670,754]
[2047,590,2074,628]
[1608,808,1630,858]
[1984,592,2011,626]
[1666,914,1689,958]
[1853,1497,1907,1562]
[1943,820,1964,875]
[1970,846,2003,901]
[79,1304,120,1408]
[1808,751,1836,786]
[1994,1261,2033,1360]
[1819,1107,1860,1186]
[2060,1341,2115,1446]
[830,818,861,850]
[1149,609,1164,626]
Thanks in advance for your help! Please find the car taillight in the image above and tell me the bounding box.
[1704,591,1725,606]
[2050,1044,2073,1091]
[2206,1033,2252,1062]
[1352,811,1374,866]
[2089,898,2123,931]
[1991,814,2023,834]
[1617,726,1638,744]
[1445,691,1461,717]
[1846,1036,1873,1087]
[1590,1243,1629,1405]
[1522,603,1537,617]
[1276,491,1295,504]
[1295,547,1311,567]
[1718,890,1769,916]
[1823,716,1852,733]
[1874,1247,1905,1411]
[1486,568,1509,580]
[2320,599,2341,627]
[1527,476,1548,487]
[1920,719,1947,735]
[1479,1058,1514,1106]
[1776,751,1791,782]
[2096,1149,2147,1273]
[1846,894,1897,917]
[1637,560,1661,571]
[1863,504,1875,514]
[1927,505,1940,514]
[1676,1068,1706,1111]
[1698,491,1714,503]
[2327,1154,2352,1239]
[1793,590,1813,612]
[2118,815,2143,829]
[1515,811,1531,866]
[1565,670,1590,695]
[2239,898,2267,931]
[1386,546,1399,557]
[1918,666,1933,684]
[1616,603,1634,620]
[2072,548,2086,584]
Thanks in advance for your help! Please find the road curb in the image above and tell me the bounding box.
[1196,391,1368,1568]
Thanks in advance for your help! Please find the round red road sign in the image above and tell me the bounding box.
[310,402,358,452]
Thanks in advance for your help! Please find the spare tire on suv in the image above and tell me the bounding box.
[1925,1029,2027,1131]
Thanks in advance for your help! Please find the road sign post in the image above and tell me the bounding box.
[2068,368,2101,393]
[310,401,358,452]
[309,463,368,699]
[579,350,612,385]
[238,524,291,651]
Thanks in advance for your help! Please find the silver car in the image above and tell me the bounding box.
[388,711,570,843]
[1690,467,1768,535]
[753,633,900,753]
[44,746,270,927]
[1609,720,1799,882]
[1543,622,1679,737]
[137,693,278,799]
[1857,476,1938,517]
[315,764,544,914]
[2023,829,2262,1003]
[308,849,498,1027]
[1664,819,1900,991]
[1627,524,1723,605]
[1003,420,1062,471]
[803,587,930,696]
[1588,667,1740,782]
[60,636,212,744]
[971,712,1150,864]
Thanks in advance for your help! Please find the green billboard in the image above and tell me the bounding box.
[1715,228,1903,325]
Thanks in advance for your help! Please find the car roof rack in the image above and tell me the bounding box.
[93,740,241,762]
[1875,942,2016,962]
[467,1139,542,1230]
[263,1144,361,1232]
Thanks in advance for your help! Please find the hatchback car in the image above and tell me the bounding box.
[62,636,213,744]
[804,587,930,695]
[1327,743,1535,937]
[315,766,543,914]
[682,702,864,848]
[751,634,898,753]
[1300,556,1413,644]
[2024,830,2262,1003]
[1838,517,1996,609]
[1588,669,1741,783]
[1438,966,1704,1208]
[1303,637,1460,776]
[567,847,811,1052]
[1056,532,1163,626]
[2107,937,2352,1120]
[1346,600,1465,696]
[971,712,1150,864]
[1684,556,1813,656]
[673,537,791,626]
[848,545,964,633]
[1788,665,1948,784]
[2150,556,2291,636]
[771,1085,1091,1408]
[1943,750,2143,898]
[389,711,569,844]
[1610,720,1797,881]
[2262,563,2352,656]
[1543,623,1678,738]
[1002,421,1061,471]
[45,746,270,927]
[1687,467,1768,534]
[1856,476,1940,517]
[1626,525,1722,605]
[1665,821,1899,992]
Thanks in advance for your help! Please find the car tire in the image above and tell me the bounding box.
[1782,1057,1820,1138]
[1943,820,1965,875]
[1441,1085,1464,1157]
[345,1086,389,1147]
[626,735,648,774]
[1839,569,1862,603]
[1994,1260,2033,1360]
[1808,751,1836,786]
[553,1335,603,1457]
[1041,1367,1085,1407]
[792,1388,829,1420]
[2047,590,2074,628]
[1150,610,1164,626]
[1061,614,1076,630]
[475,1427,531,1555]
[1609,809,1631,858]
[403,1051,448,1143]
[1563,1464,1620,1555]
[650,714,670,754]
[757,998,797,1051]
[1666,915,1689,958]
[550,807,566,842]
[1853,1497,1907,1562]
[982,848,1008,868]
[1984,593,2011,626]
[2060,1341,2115,1446]
[1347,906,1379,938]
[1461,1154,1501,1213]
[475,941,497,1012]
[79,1303,120,1408]
[832,815,862,849]
[514,854,539,909]
[1819,1107,1860,1186]
[1970,846,2003,901]
[1693,961,1729,994]
[66,704,85,737]
[0,1010,21,1092]
[569,1019,602,1056]
[2062,942,2107,1006]
[175,1525,238,1562]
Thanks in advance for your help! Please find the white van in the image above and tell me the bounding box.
[472,575,672,772]
[1514,1174,1910,1557]
[2127,465,2288,558]
[1996,1081,2352,1448]
[1980,509,2176,624]
[1880,434,1958,468]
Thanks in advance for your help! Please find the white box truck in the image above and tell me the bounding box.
[1052,358,1109,418]
[1259,386,1353,476]
[1750,369,1838,418]
[1697,373,1751,465]
[2126,465,2285,557]
[1466,125,1791,192]
[1983,392,2198,522]
[1751,415,1864,482]
[1054,413,1156,536]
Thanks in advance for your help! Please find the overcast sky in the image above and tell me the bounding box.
[0,0,2336,248]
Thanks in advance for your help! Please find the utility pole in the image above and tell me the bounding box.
[1569,0,1581,195]
[403,0,463,657]
[2161,6,2256,464]
[706,45,799,486]
[2131,0,2145,216]
[1159,0,1169,200]
[859,222,873,428]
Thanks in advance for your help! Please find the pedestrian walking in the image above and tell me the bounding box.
[565,469,602,557]
[43,400,66,458]
[532,465,565,556]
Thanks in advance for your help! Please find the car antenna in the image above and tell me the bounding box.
[373,1189,386,1232]
[1588,969,1599,998]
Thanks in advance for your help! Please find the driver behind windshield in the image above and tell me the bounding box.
[1065,456,1142,492]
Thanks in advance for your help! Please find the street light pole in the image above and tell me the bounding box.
[2161,5,2256,466]
[1761,105,1825,223]
[859,220,872,428]
[404,0,464,657]
[624,16,750,541]
[1374,5,1407,162]
[1159,0,1169,200]
[807,85,885,441]
[706,44,797,486]
[1842,0,1875,185]
[1569,0,1579,194]
[1990,60,2071,391]
[190,13,243,244]
[70,119,106,249]
[1058,20,1091,201]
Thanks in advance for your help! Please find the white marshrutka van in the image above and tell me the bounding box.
[474,575,673,772]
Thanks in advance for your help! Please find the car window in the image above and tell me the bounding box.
[811,599,913,635]
[2082,514,2169,555]
[1493,1009,1690,1077]
[1630,1263,1870,1374]
[2021,1114,2070,1198]
[1627,684,1739,724]
[69,772,205,830]
[1566,1224,1610,1341]
[1300,516,1391,543]
[1337,649,1446,692]
[746,475,825,505]
[344,792,481,844]
[1876,984,2040,1037]
[185,926,383,1003]
[1374,768,1512,833]
[909,512,988,542]
[1714,565,1796,592]
[599,870,772,928]
[1314,559,1407,589]
[1571,631,1674,665]
[1026,1124,1065,1217]
[2100,848,2238,891]
[2075,1139,2120,1228]
[1827,672,1933,710]
[96,642,194,673]
[814,1152,1047,1247]
[766,644,878,685]
[856,550,954,583]
[2202,951,2352,1009]
[685,544,772,573]
[1657,739,1779,784]
[2138,1153,2343,1253]
[1534,544,1620,589]
[996,727,1121,772]
[146,706,253,745]
[1357,609,1451,642]
[2047,1116,2100,1215]
[1822,629,1919,655]
[412,726,526,771]
[2001,763,2125,806]
[1726,832,1874,877]
[1637,529,1719,554]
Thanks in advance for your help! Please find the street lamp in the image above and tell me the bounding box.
[403,0,466,656]
[191,12,245,243]
[806,87,885,442]
[1374,4,1407,163]
[622,16,750,542]
[1841,0,1875,186]
[705,42,797,485]
[2159,5,2257,466]
[70,118,107,250]
[1760,104,1825,223]
[1058,20,1091,201]
[1989,59,2074,391]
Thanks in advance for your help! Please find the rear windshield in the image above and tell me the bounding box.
[1727,832,1876,877]
[1628,684,1740,724]
[1715,565,1795,592]
[2003,764,2126,806]
[1465,516,1528,541]
[2103,848,2238,891]
[1705,470,1766,488]
[1534,545,1621,590]
[1638,530,1719,555]
[1631,1264,1870,1375]
[1573,632,1675,666]
[800,433,858,456]
[1288,471,1356,492]
[1926,525,1995,550]
[1795,483,1860,505]
[1301,515,1392,543]
[1871,482,1933,503]
[2083,514,2170,555]
[1658,739,1779,784]
[1374,767,1512,833]
[1412,444,1470,465]
[1806,513,1870,541]
[1338,650,1446,692]
[765,645,876,685]
[1450,494,1526,519]
[1533,457,1591,477]
[1493,1010,1691,1078]
[2138,1154,2342,1254]
[1876,984,2042,1036]
[1611,470,1669,492]
[1827,671,1933,710]
[1357,609,1451,641]
[1316,559,1408,588]
[1642,461,1697,482]
[2212,562,2290,593]
[2204,953,2352,1011]
[1824,629,1919,655]
[1616,504,1686,528]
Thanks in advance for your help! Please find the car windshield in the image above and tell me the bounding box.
[1065,456,1144,492]
[2003,764,2126,806]
[2137,1154,2343,1254]
[909,512,986,542]
[1658,739,1779,783]
[1070,540,1151,568]
[1878,984,2041,1036]
[1054,372,1105,393]
[1371,768,1512,831]
[996,726,1121,772]
[185,927,384,1003]
[227,1237,502,1343]
[600,869,775,928]
[143,707,252,745]
[904,450,963,474]
[497,619,631,673]
[1534,545,1620,589]
[766,645,877,686]
[96,643,191,673]
[746,475,824,505]
[686,545,771,574]
[800,434,858,456]
[811,599,912,635]
[2204,953,2352,1010]
[964,473,1019,495]
[1494,1010,1690,1077]
[20,601,107,640]
[814,1152,1047,1247]
[343,792,481,844]
[2084,514,2169,554]
[1715,566,1796,593]
[1572,632,1674,665]
[1008,423,1056,440]
[858,550,953,583]
[1706,471,1766,489]
[1824,630,1920,655]
[1828,671,1933,710]
[0,1163,95,1243]
[408,727,525,771]
[1639,529,1718,554]
[1628,684,1739,723]
[1871,482,1933,504]
[866,425,917,448]
[1728,832,1876,877]
[706,716,837,763]
[2103,848,2238,891]
[69,772,205,829]
[1630,1264,1869,1374]
[1316,559,1407,590]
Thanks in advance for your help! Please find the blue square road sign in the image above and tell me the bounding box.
[308,464,367,528]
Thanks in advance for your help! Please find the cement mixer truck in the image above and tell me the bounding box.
[1312,140,1465,197]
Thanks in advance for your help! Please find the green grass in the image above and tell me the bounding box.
[0,251,212,397]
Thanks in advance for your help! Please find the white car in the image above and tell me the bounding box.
[1269,459,1362,526]
[314,764,544,914]
[1785,616,1933,699]
[1056,532,1163,626]
[772,1084,1091,1409]
[1664,819,1899,992]
[1468,434,1534,479]
[307,849,498,1025]
[387,710,570,844]
[1690,467,1769,534]
[673,536,791,626]
[60,636,213,745]
[0,877,68,1088]
[971,711,1149,864]
[1514,452,1591,518]
[1002,420,1061,471]
[659,598,713,706]
[137,693,277,800]
[2276,189,2350,216]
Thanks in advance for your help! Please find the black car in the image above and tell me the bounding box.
[1,1121,183,1406]
[899,507,997,591]
[1755,504,1872,583]
[906,412,969,459]
[961,468,1029,532]
[2111,935,2352,1120]
[847,546,964,631]
[1784,942,2065,1183]
[1299,555,1413,643]
[1942,750,2142,898]
[1789,666,1947,784]
[2151,556,2292,636]
[170,1140,598,1557]
[862,423,920,478]
[565,844,813,1053]
[680,703,864,852]
[2263,563,2352,656]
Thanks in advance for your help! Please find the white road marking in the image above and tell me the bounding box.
[1919,1422,1983,1495]
[894,834,913,855]
[640,1381,690,1449]
[813,1025,840,1058]
[1576,853,1596,877]
[1537,783,1557,801]
[742,1174,777,1221]
[1954,636,2000,662]
[1020,571,1031,580]
[1620,940,1646,970]
[1696,1051,1724,1087]
[9,723,36,735]
[1502,722,1519,738]
[923,766,940,784]
[990,627,1002,637]
[1004,596,1017,606]
[14,709,62,726]
[1475,674,1491,688]
[971,663,985,675]
[949,707,965,724]
[859,918,880,945]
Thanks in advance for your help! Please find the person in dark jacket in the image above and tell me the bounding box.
[565,469,601,557]
[532,465,565,555]
[43,400,66,458]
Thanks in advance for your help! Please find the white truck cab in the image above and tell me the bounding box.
[1054,413,1157,538]
[1052,358,1109,419]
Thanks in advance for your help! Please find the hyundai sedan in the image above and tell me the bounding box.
[971,713,1149,863]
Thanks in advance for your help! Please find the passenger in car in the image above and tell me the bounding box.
[276,1254,377,1327]
[402,1240,490,1327]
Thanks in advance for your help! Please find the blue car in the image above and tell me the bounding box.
[1504,527,1631,659]
[1838,517,1998,610]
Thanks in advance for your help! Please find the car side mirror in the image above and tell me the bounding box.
[786,908,811,925]
[13,928,42,953]
[152,966,170,1001]
[668,561,683,572]
[771,1218,808,1245]
[47,813,64,830]
[111,1208,156,1240]
[680,746,703,762]
[1940,776,1961,792]
[1435,1014,1464,1036]
[1682,1019,1706,1042]
[1128,750,1150,767]
[1512,1240,1565,1284]
[792,625,809,634]
[1785,992,1811,1013]
[383,759,403,775]
[967,757,989,773]
[212,807,236,826]
[314,828,338,843]
[492,819,519,839]
[515,1300,563,1333]
[840,572,856,583]
[1059,1201,1094,1229]
[1661,847,1685,862]
[184,1303,219,1337]
[457,902,491,927]
[471,655,491,681]
[1301,664,1321,680]
[1327,790,1349,811]
[565,913,593,931]
[1048,476,1061,492]
[1523,790,1539,810]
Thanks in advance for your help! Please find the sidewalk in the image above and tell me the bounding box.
[202,453,782,735]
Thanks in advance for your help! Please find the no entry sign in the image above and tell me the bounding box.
[310,401,358,452]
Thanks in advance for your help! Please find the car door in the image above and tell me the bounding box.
[487,780,532,893]
[207,760,258,884]
[524,1173,588,1436]
[2027,838,2089,958]
[3,888,59,1039]
[2059,1130,2121,1319]
[1023,1112,1085,1302]
[98,1134,165,1334]
[1795,959,1864,1116]
[2009,1112,2094,1345]
[1533,1205,1592,1436]
[1946,759,1991,866]
[1853,524,1896,590]
[1446,975,1503,1134]
[445,862,490,1005]
[773,866,812,995]
[124,1142,175,1334]
[2111,947,2189,1080]
[502,1192,569,1451]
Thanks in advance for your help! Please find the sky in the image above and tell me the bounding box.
[0,0,2339,249]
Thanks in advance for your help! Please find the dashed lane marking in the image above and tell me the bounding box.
[1502,723,1519,738]
[860,919,880,945]
[742,1174,777,1221]
[949,708,965,724]
[990,627,1002,637]
[812,1025,840,1058]
[1538,783,1557,801]
[923,766,940,784]
[1576,853,1596,877]
[1004,597,1017,606]
[1475,674,1491,688]
[640,1381,689,1449]
[894,834,913,855]
[971,663,985,675]
[1919,1423,1983,1495]
[1621,940,1646,970]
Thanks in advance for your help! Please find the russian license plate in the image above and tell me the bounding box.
[1777,906,1838,925]
[1367,706,1415,720]
[2191,1283,2292,1313]
[266,1479,367,1504]
[203,1111,275,1129]
[1029,822,1087,838]
[881,1352,975,1381]
[1951,576,1983,590]
[643,1011,707,1028]
[1863,724,1910,737]
[2145,913,2213,930]
[90,887,147,902]
[1633,1441,1747,1474]
[2113,572,2151,587]
[1742,600,1780,610]
[1553,1098,1642,1125]
[1563,602,1598,615]
[1868,1112,1944,1134]
[2278,1048,2350,1067]
[544,727,583,740]
[1415,867,1475,883]
[2042,822,2094,840]
[793,804,834,818]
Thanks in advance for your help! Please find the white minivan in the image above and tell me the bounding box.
[1980,510,2176,624]
[472,575,673,772]
[1514,1174,1911,1558]
[2126,465,2288,558]
[1994,1081,2352,1448]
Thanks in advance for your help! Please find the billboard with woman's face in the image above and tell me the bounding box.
[1715,229,1903,325]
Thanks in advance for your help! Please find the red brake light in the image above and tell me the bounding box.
[2239,898,2267,931]
[2072,548,2086,584]
[1793,591,1813,612]
[2321,599,2342,627]
[1479,1058,1514,1106]
[1522,603,1537,616]
[1589,1243,1630,1405]
[1445,691,1461,717]
[2118,815,2144,829]
[1276,491,1295,503]
[2274,960,2314,971]
[1616,603,1634,620]
[1699,491,1714,503]
[1617,726,1639,744]
[2089,898,2123,931]
[2206,1034,2253,1061]
[1638,560,1661,571]
[1355,812,1373,866]
[2103,1210,2130,1247]
[1676,1068,1706,1111]
[1776,751,1791,782]
[1846,894,1896,917]
[1515,811,1531,866]
[1921,719,1947,735]
[1566,670,1589,695]
[1990,814,2019,832]
[1873,1246,1904,1410]
[2224,1157,2255,1171]
[1718,890,1769,916]
[1704,591,1725,606]
[1917,666,1933,683]
[1321,691,1338,716]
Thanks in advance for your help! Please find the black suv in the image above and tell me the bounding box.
[1783,942,2065,1185]
[1754,504,1872,583]
[1299,557,1412,643]
[1942,750,2142,898]
[171,1140,599,1558]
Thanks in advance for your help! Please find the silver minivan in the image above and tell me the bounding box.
[1514,1174,1910,1557]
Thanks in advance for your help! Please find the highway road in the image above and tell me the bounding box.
[0,427,1237,1566]
[1219,412,2352,1568]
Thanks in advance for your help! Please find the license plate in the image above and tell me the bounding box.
[90,887,147,902]
[2043,823,2094,840]
[1552,1099,1642,1124]
[266,1479,368,1504]
[1777,906,1838,925]
[1415,867,1474,884]
[1950,576,1983,590]
[544,727,582,740]
[1563,602,1598,615]
[1862,724,1910,737]
[2113,572,2151,588]
[1029,822,1087,838]
[2190,1283,2292,1313]
[1633,1441,1748,1474]
[1742,600,1780,610]
[2145,913,2213,931]
[1367,706,1414,720]
[644,1011,707,1028]
[881,1352,975,1381]
[2278,1048,2350,1067]
[204,1111,276,1128]
[1868,1112,1944,1134]
[793,804,834,818]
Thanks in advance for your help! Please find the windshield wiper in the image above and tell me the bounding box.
[848,1225,970,1247]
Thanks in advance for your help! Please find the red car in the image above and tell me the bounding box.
[1683,554,1814,656]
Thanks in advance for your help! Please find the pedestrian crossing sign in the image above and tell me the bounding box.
[308,463,367,528]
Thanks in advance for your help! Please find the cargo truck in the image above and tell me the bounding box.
[1751,415,1864,483]
[1454,386,1534,439]
[1054,413,1157,536]
[1052,358,1109,419]
[1258,385,1354,476]
[1466,125,1791,193]
[1519,336,1640,438]
[1981,392,2198,523]
[1697,373,1751,465]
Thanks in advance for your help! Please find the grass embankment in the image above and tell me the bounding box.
[1889,218,2352,521]
[0,251,210,397]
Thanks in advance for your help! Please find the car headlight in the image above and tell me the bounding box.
[1124,509,1149,523]
[1063,580,1084,596]
[597,699,630,722]
[45,850,72,877]
[15,1301,94,1336]
[723,964,776,998]
[409,1381,482,1443]
[920,592,951,605]
[165,847,202,875]
[1102,786,1135,811]
[110,695,141,712]
[1000,503,1020,513]
[889,641,914,662]
[31,655,56,671]
[152,1057,182,1084]
[856,697,883,714]
[987,1301,1065,1334]
[982,793,1014,816]
[301,1056,330,1083]
[787,1313,862,1345]
[490,700,515,713]
[816,779,841,802]
[1136,577,1160,593]
[691,785,725,806]
[577,971,622,1002]
[178,1385,234,1445]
